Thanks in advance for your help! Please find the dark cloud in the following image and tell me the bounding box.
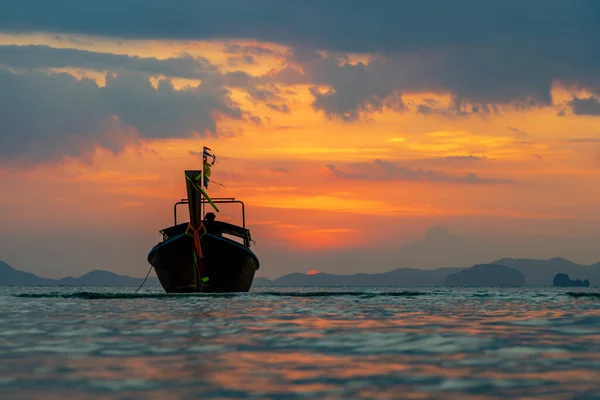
[0,69,114,163]
[227,54,256,67]
[413,98,481,118]
[246,85,282,103]
[569,96,600,116]
[265,103,291,113]
[223,43,281,56]
[414,98,500,118]
[52,34,95,47]
[417,104,435,116]
[102,72,243,138]
[326,159,511,184]
[242,55,255,64]
[0,45,218,79]
[283,47,559,120]
[0,45,263,91]
[325,165,363,180]
[310,77,406,121]
[245,84,291,113]
[1,1,598,54]
[271,167,289,174]
[0,68,244,162]
[1,2,599,122]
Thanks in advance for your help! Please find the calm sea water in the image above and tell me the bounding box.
[1,286,600,399]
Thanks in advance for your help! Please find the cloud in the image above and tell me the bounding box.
[569,96,600,116]
[438,155,487,162]
[506,126,527,136]
[283,48,558,120]
[564,137,600,143]
[227,54,256,67]
[0,68,244,162]
[2,1,598,121]
[223,43,281,56]
[1,2,600,124]
[513,140,535,146]
[325,165,364,180]
[417,104,435,116]
[245,84,290,113]
[0,45,219,79]
[265,103,291,113]
[0,45,265,93]
[326,159,511,184]
[2,1,597,54]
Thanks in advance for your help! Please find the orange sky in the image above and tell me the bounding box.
[1,32,599,279]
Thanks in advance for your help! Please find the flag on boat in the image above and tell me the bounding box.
[203,147,215,160]
[202,146,216,189]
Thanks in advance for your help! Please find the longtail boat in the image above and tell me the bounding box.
[147,148,259,293]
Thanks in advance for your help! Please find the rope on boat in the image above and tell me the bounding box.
[134,246,159,294]
[186,222,209,284]
[133,264,153,295]
[208,178,226,188]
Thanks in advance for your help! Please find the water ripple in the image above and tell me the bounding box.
[1,286,600,399]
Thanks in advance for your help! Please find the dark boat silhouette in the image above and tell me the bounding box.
[147,149,259,293]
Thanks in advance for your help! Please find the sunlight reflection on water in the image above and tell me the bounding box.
[1,286,600,399]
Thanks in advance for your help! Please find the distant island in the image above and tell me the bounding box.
[253,257,599,287]
[0,261,160,287]
[445,264,525,287]
[553,273,590,288]
[2,257,599,287]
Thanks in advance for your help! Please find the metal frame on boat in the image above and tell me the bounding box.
[164,198,253,248]
[173,198,246,228]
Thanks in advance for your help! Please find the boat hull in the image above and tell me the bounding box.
[148,232,259,293]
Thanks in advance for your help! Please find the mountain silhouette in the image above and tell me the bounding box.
[254,257,599,287]
[490,257,599,286]
[0,261,56,285]
[3,257,599,288]
[0,261,160,287]
[254,267,463,287]
[445,264,525,287]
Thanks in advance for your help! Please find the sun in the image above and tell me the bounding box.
[306,270,320,275]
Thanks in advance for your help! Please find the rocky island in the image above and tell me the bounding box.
[553,273,590,287]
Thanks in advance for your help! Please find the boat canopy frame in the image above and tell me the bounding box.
[173,197,246,228]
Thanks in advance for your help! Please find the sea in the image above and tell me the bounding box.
[1,286,600,399]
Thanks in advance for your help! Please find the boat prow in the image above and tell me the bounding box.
[148,218,259,293]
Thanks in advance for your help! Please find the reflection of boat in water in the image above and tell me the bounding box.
[147,148,259,293]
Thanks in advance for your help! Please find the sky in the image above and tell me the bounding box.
[1,1,600,279]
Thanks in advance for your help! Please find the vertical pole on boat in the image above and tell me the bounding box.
[185,169,206,290]
[200,149,205,220]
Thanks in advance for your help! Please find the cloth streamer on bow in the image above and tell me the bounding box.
[186,222,208,283]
